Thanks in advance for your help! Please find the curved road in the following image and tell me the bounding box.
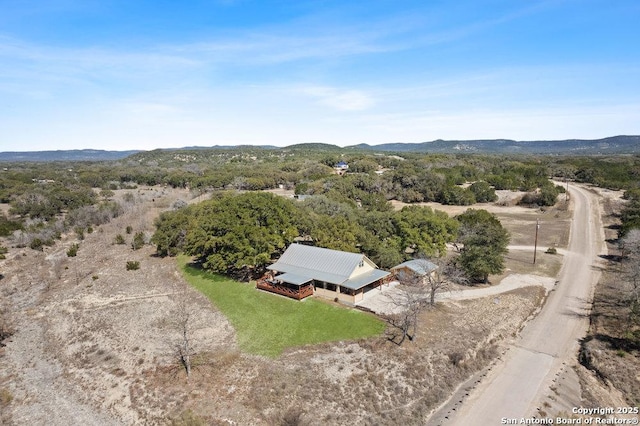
[433,185,605,425]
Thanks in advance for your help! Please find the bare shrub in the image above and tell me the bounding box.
[619,229,640,310]
[0,387,13,406]
[173,199,188,210]
[170,288,208,380]
[123,193,135,204]
[67,243,79,257]
[51,255,65,280]
[66,203,124,229]
[131,232,146,250]
[75,226,85,240]
[448,351,464,367]
[384,285,428,345]
[19,225,58,250]
[274,407,307,426]
[0,305,14,347]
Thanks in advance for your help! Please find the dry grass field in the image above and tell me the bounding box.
[493,249,563,286]
[0,186,573,425]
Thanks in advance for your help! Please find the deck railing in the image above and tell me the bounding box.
[256,279,314,300]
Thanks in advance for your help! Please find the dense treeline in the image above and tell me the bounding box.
[150,191,510,282]
[2,149,639,261]
[151,192,458,274]
[3,150,639,194]
[9,182,96,220]
[2,151,638,207]
[620,189,640,238]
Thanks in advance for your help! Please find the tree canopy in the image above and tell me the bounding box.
[393,206,458,257]
[181,192,300,278]
[151,191,464,278]
[456,209,510,283]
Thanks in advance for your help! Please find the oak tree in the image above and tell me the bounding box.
[456,209,510,283]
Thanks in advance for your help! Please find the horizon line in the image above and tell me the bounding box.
[2,134,638,154]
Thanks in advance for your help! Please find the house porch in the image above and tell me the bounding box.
[256,278,313,300]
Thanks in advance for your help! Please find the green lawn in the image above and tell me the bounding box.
[178,255,386,357]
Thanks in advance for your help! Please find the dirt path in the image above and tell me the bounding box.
[434,184,605,425]
[441,273,556,302]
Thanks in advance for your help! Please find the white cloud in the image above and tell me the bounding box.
[300,86,375,111]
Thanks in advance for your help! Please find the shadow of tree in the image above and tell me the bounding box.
[587,333,640,352]
[599,254,623,262]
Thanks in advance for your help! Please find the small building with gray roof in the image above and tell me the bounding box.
[391,259,438,284]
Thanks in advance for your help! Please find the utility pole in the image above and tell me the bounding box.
[565,178,569,202]
[533,218,540,264]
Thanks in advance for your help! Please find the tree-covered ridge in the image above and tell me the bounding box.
[348,136,640,154]
[3,136,639,163]
[2,150,639,202]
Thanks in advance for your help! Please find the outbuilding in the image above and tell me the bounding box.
[391,259,438,285]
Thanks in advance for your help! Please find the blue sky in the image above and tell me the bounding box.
[1,0,639,151]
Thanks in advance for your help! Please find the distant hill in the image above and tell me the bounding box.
[346,135,640,155]
[282,143,343,151]
[0,149,141,162]
[162,144,279,151]
[0,145,282,162]
[3,136,640,162]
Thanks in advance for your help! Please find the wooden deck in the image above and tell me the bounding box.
[256,279,314,300]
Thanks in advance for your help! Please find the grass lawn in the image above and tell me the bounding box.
[178,255,386,357]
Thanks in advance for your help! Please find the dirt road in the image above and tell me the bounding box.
[435,185,604,425]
